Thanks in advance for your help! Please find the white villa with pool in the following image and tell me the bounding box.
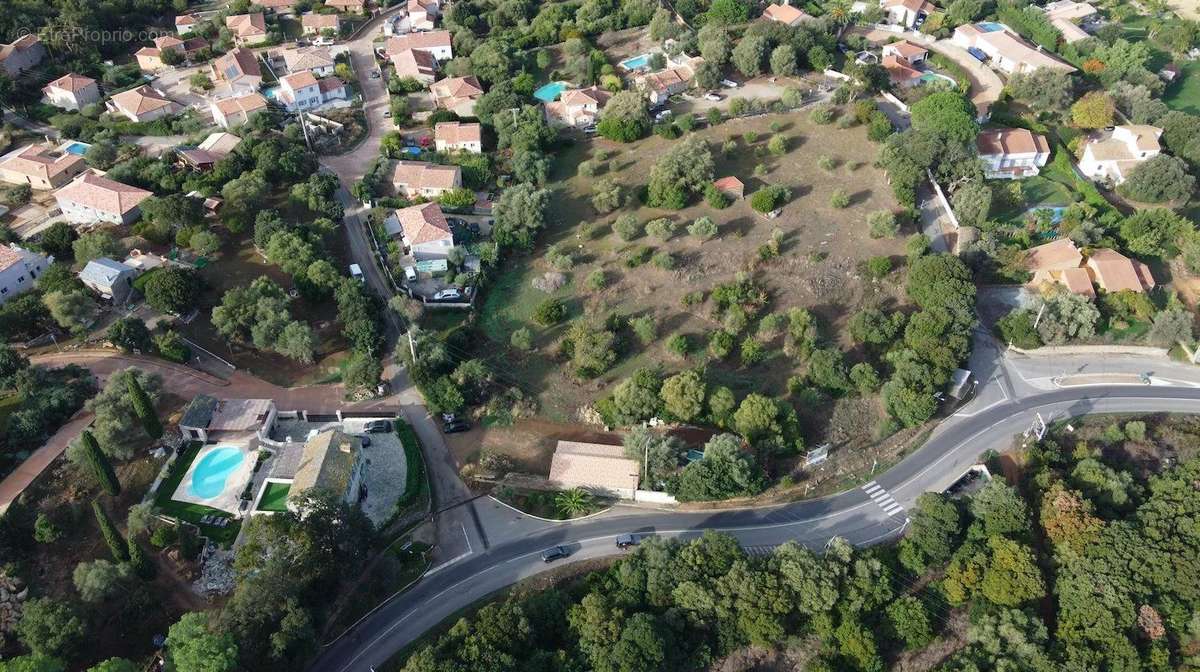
[173,396,277,514]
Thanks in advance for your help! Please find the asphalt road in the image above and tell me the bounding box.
[310,383,1200,672]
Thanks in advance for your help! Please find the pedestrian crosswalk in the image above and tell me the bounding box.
[862,481,905,517]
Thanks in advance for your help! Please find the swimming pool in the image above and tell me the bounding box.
[188,446,245,499]
[534,81,570,103]
[620,54,652,70]
[977,21,1005,32]
[919,72,957,86]
[62,142,90,155]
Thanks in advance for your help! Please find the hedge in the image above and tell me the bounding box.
[394,420,427,509]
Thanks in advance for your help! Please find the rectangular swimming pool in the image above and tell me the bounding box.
[534,81,569,103]
[63,142,90,155]
[977,21,1005,32]
[620,54,652,70]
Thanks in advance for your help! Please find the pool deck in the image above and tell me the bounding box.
[171,439,257,514]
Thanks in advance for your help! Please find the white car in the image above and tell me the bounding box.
[704,92,722,102]
[313,36,334,46]
[433,288,462,301]
[654,110,673,121]
[720,79,739,88]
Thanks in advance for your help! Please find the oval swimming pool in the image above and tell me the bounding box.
[188,446,245,499]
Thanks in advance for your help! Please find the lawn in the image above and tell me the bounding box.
[1165,60,1200,116]
[258,481,291,512]
[471,109,908,452]
[153,442,242,545]
[991,175,1074,223]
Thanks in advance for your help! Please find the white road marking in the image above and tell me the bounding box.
[861,482,904,517]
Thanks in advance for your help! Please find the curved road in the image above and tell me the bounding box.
[311,379,1200,672]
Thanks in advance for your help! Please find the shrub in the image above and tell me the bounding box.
[578,160,599,177]
[688,216,719,240]
[150,526,178,548]
[532,299,566,326]
[34,513,61,543]
[706,107,722,126]
[708,330,735,359]
[868,211,899,238]
[667,334,690,357]
[866,256,892,279]
[614,213,642,241]
[830,190,851,208]
[631,315,658,345]
[586,270,607,291]
[767,135,788,155]
[510,327,533,350]
[740,338,767,365]
[704,184,731,209]
[623,246,653,267]
[651,251,676,270]
[743,131,759,144]
[1124,420,1147,442]
[153,330,190,363]
[818,155,836,171]
[810,105,834,124]
[996,309,1041,349]
[646,218,677,240]
[654,122,682,139]
[750,185,789,213]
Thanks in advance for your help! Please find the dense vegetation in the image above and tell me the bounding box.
[395,423,1200,672]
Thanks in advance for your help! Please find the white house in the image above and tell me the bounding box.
[0,144,87,190]
[211,92,270,129]
[434,122,482,153]
[106,85,181,122]
[0,244,51,306]
[325,0,366,13]
[42,73,102,111]
[880,0,937,28]
[952,23,1075,75]
[53,172,153,226]
[385,202,455,260]
[1043,0,1097,43]
[276,72,349,111]
[78,258,137,304]
[544,86,612,127]
[635,58,701,106]
[384,30,453,61]
[976,128,1050,179]
[1078,125,1163,185]
[390,160,462,199]
[0,35,46,77]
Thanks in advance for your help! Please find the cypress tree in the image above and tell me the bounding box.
[126,374,162,440]
[92,500,129,562]
[128,536,155,579]
[79,430,120,496]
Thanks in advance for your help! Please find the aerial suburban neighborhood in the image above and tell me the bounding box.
[1,0,1200,671]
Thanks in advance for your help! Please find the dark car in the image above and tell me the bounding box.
[616,534,638,549]
[360,436,372,448]
[364,420,392,433]
[541,545,569,563]
[443,419,471,434]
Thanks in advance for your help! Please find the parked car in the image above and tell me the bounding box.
[443,419,470,434]
[433,288,462,301]
[967,46,988,62]
[703,92,722,102]
[349,263,364,283]
[364,420,392,433]
[616,534,638,549]
[541,545,569,562]
[720,79,739,88]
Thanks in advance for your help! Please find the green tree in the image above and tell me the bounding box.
[910,91,980,143]
[610,367,663,425]
[951,181,992,228]
[493,183,551,250]
[597,90,651,142]
[732,35,768,77]
[1071,90,1116,128]
[899,492,961,571]
[92,500,129,562]
[166,612,239,672]
[555,488,593,517]
[15,598,86,660]
[143,267,201,314]
[72,230,122,265]
[660,369,707,422]
[43,290,97,334]
[1118,208,1188,257]
[1118,154,1195,203]
[77,430,120,496]
[733,393,778,441]
[887,596,934,649]
[647,135,714,209]
[807,348,851,393]
[106,317,151,354]
[1007,67,1074,113]
[980,536,1046,606]
[126,373,162,440]
[672,433,764,501]
[72,559,131,602]
[969,479,1030,536]
[87,660,138,672]
[128,536,155,579]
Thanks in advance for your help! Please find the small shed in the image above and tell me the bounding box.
[78,258,136,304]
[712,176,745,200]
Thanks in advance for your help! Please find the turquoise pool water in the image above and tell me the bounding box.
[63,142,89,155]
[188,446,244,499]
[534,81,569,102]
[977,21,1005,32]
[620,54,651,70]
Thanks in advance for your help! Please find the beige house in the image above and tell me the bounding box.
[287,428,367,508]
[1078,125,1162,185]
[211,92,270,129]
[278,46,337,76]
[226,13,269,46]
[392,48,438,84]
[434,122,482,153]
[952,24,1075,75]
[179,396,277,443]
[107,85,180,122]
[325,0,366,12]
[976,128,1050,179]
[257,0,297,12]
[53,171,153,226]
[0,35,46,77]
[762,2,815,25]
[635,57,702,106]
[548,441,640,499]
[301,13,342,35]
[385,202,455,260]
[0,144,87,190]
[42,73,102,111]
[135,47,169,73]
[390,160,462,199]
[431,76,484,117]
[211,47,264,93]
[544,86,612,127]
[176,14,200,35]
[1025,238,1093,298]
[1086,249,1155,294]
